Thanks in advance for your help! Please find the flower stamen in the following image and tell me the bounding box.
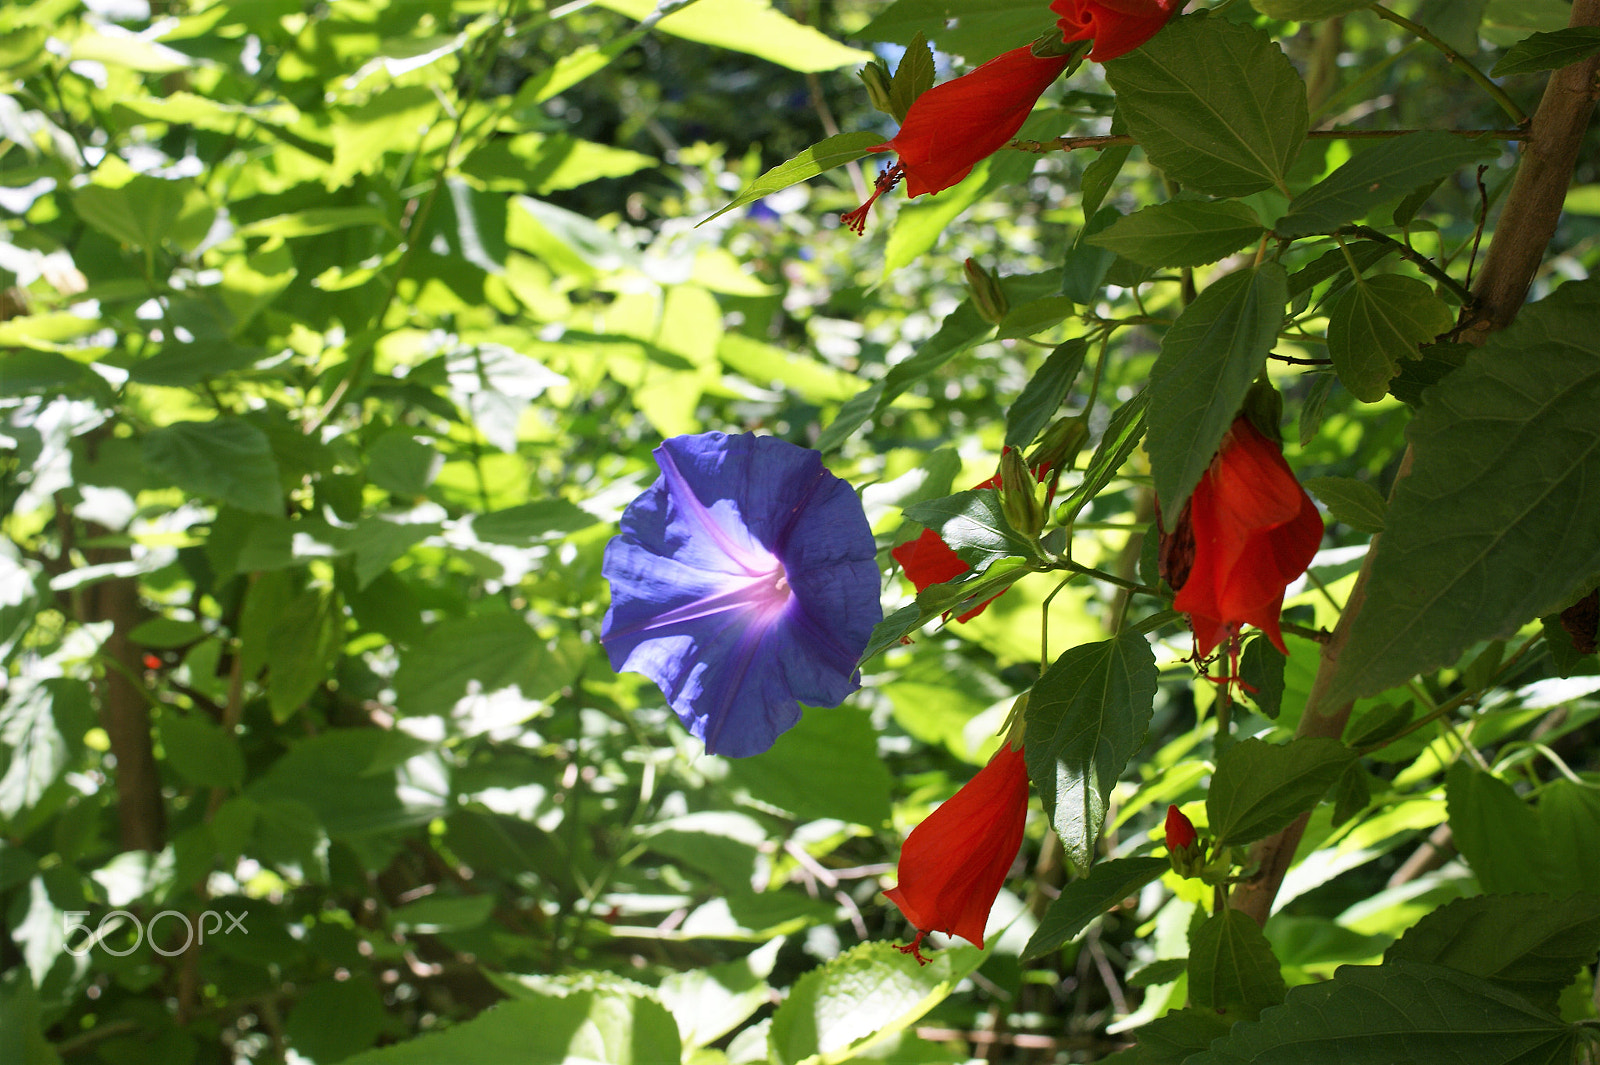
[841,163,904,235]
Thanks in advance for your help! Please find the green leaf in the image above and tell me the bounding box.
[346,518,439,589]
[1388,340,1473,407]
[1250,0,1373,17]
[1188,908,1288,1018]
[129,340,269,387]
[1105,15,1307,198]
[471,500,597,544]
[1191,960,1578,1065]
[390,894,496,934]
[1024,631,1159,869]
[247,729,445,839]
[1088,200,1265,268]
[1021,856,1169,960]
[159,712,243,789]
[1324,277,1600,706]
[996,295,1077,340]
[395,613,567,717]
[1326,273,1454,403]
[340,985,679,1065]
[702,131,883,226]
[142,419,284,516]
[1238,635,1286,719]
[1446,763,1553,896]
[1057,388,1149,524]
[1385,893,1600,1013]
[267,587,344,723]
[1276,131,1501,238]
[1148,264,1289,525]
[73,173,191,251]
[860,0,1050,64]
[723,706,892,826]
[1006,339,1087,449]
[0,969,63,1065]
[901,489,1031,572]
[0,683,73,822]
[286,977,386,1064]
[890,33,935,121]
[1106,1008,1235,1063]
[596,0,873,73]
[1492,27,1600,76]
[1208,737,1354,847]
[658,942,777,1049]
[769,941,987,1065]
[1303,476,1387,534]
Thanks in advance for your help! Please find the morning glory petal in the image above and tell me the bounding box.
[600,432,882,757]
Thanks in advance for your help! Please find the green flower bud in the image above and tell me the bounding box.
[964,258,1009,325]
[858,61,896,118]
[999,447,1047,540]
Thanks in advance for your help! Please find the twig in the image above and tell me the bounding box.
[1368,5,1529,125]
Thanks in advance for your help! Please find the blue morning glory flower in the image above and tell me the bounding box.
[601,432,882,757]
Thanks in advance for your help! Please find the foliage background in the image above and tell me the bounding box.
[3,0,1599,1063]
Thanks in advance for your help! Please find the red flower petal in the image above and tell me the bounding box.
[1171,418,1323,656]
[1164,804,1197,850]
[885,742,1030,949]
[1050,0,1181,62]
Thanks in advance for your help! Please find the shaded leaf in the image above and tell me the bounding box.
[1148,264,1288,524]
[1188,908,1288,1018]
[1022,856,1169,960]
[1106,15,1307,198]
[1208,737,1354,847]
[1386,893,1600,1013]
[1191,960,1577,1065]
[1324,277,1600,705]
[1024,631,1159,869]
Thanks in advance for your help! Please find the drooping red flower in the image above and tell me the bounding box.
[1164,804,1196,851]
[843,46,1073,232]
[1164,417,1323,658]
[886,742,1030,960]
[1051,0,1182,62]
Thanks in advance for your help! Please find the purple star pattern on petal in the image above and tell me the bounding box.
[601,432,882,757]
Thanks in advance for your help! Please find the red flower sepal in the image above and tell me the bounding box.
[1162,416,1323,658]
[885,741,1030,962]
[1051,0,1183,62]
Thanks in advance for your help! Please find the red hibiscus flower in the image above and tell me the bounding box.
[1163,417,1323,657]
[844,46,1073,233]
[885,741,1030,960]
[1051,0,1182,62]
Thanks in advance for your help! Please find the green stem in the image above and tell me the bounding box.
[1369,4,1529,125]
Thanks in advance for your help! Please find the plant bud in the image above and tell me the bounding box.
[1030,415,1089,474]
[964,258,1009,325]
[999,447,1046,539]
[1165,804,1206,878]
[858,61,896,117]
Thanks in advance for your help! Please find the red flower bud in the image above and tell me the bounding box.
[1051,0,1183,62]
[1164,416,1323,657]
[886,742,1030,959]
[1164,804,1197,851]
